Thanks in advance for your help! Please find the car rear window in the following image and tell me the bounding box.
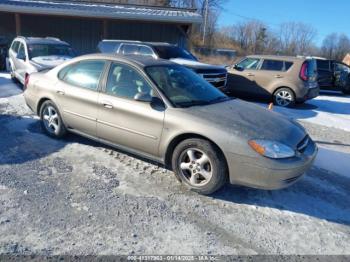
[11,41,20,53]
[121,44,139,55]
[285,61,293,71]
[98,41,119,53]
[260,59,284,71]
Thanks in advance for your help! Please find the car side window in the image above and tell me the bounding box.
[138,46,154,57]
[60,60,106,90]
[285,61,293,71]
[105,63,153,100]
[17,43,26,60]
[11,41,20,53]
[237,58,260,70]
[260,59,284,71]
[121,44,139,55]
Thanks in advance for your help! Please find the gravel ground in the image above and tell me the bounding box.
[0,73,349,255]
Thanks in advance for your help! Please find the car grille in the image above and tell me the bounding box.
[297,135,310,153]
[200,72,227,89]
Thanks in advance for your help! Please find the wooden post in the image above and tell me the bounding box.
[15,13,21,36]
[103,20,108,39]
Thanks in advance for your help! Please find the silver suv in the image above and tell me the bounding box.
[8,36,76,84]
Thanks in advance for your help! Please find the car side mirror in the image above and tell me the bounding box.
[234,64,243,71]
[134,92,152,102]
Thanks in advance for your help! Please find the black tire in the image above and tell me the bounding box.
[273,87,296,107]
[9,64,18,83]
[171,138,228,195]
[40,100,67,138]
[342,88,350,95]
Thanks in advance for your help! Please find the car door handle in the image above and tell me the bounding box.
[101,101,113,109]
[247,73,255,76]
[275,75,283,78]
[56,90,65,95]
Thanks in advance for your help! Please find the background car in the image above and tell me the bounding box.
[315,58,350,94]
[24,54,317,195]
[8,36,76,84]
[226,55,319,107]
[0,36,9,71]
[97,40,228,90]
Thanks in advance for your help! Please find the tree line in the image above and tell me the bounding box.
[183,0,350,61]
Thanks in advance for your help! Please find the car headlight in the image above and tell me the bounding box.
[248,139,295,159]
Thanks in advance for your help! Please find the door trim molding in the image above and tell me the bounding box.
[97,119,157,140]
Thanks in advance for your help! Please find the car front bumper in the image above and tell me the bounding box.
[226,138,318,190]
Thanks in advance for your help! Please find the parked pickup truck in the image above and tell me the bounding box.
[97,40,227,90]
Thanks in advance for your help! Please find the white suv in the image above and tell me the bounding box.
[8,36,76,84]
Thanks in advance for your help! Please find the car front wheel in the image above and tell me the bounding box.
[172,138,228,195]
[273,88,296,107]
[40,100,67,138]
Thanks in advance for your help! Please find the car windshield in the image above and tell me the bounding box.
[146,65,231,108]
[28,44,76,59]
[153,46,197,61]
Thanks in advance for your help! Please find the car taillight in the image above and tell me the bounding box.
[300,62,308,81]
[24,73,30,90]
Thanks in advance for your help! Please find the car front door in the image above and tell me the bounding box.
[97,62,165,157]
[317,60,333,88]
[14,42,28,82]
[227,57,261,95]
[55,60,106,137]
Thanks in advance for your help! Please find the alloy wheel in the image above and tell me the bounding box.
[275,90,293,107]
[43,105,60,135]
[178,148,213,186]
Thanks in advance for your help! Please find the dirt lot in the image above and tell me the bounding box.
[0,73,349,255]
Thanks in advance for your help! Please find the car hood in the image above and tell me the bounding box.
[184,99,306,149]
[170,58,226,71]
[30,55,72,70]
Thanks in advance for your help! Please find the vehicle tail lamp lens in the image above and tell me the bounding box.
[300,62,308,81]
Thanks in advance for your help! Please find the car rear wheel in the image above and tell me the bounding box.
[273,88,295,107]
[40,100,67,138]
[9,64,18,83]
[172,138,227,195]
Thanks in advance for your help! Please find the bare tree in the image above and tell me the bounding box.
[278,22,317,56]
[321,33,350,61]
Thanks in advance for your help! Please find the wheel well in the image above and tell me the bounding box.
[36,98,50,115]
[164,133,228,170]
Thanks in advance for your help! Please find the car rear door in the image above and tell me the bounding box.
[55,60,106,136]
[249,59,287,98]
[96,62,165,157]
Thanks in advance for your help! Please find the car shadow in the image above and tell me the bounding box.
[0,72,23,98]
[0,114,66,165]
[212,167,350,226]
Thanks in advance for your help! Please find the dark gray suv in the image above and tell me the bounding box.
[97,40,228,90]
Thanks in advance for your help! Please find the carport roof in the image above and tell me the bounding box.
[0,0,202,24]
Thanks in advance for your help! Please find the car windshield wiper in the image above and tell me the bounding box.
[208,96,232,104]
[176,100,211,107]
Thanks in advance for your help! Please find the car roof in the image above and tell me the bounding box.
[247,55,305,61]
[76,53,177,68]
[101,39,172,47]
[15,37,69,46]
